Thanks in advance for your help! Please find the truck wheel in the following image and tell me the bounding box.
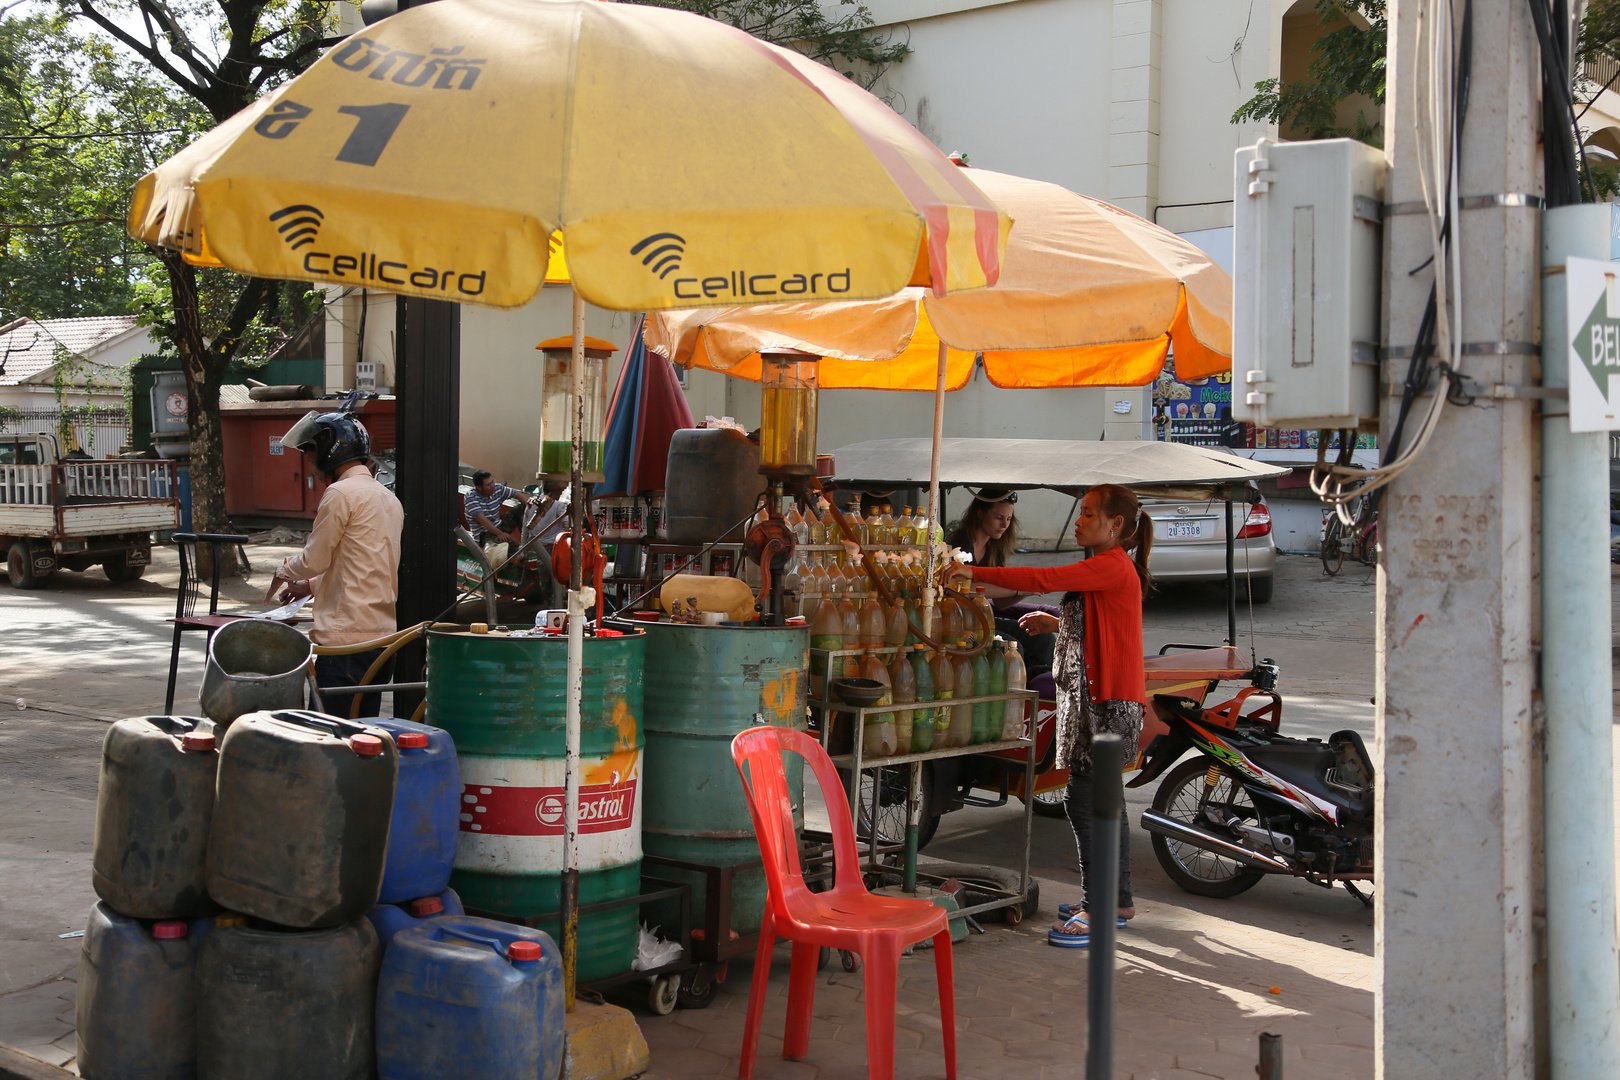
[7,543,45,589]
[103,553,145,583]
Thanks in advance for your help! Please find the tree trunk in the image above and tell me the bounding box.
[163,252,241,574]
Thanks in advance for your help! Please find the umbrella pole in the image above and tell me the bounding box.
[922,339,946,654]
[562,292,587,1011]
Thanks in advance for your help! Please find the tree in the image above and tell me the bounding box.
[1578,0,1620,198]
[0,9,203,323]
[636,0,909,88]
[55,0,342,546]
[1231,0,1386,145]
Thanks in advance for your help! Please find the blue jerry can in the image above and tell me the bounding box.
[376,915,564,1080]
[76,902,213,1080]
[366,717,460,904]
[365,887,465,950]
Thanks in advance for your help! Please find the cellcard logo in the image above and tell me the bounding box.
[270,204,324,250]
[631,232,853,301]
[269,206,488,296]
[631,232,685,279]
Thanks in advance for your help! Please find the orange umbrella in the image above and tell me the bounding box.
[642,166,1231,388]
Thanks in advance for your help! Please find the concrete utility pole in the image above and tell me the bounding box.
[1378,1,1539,1076]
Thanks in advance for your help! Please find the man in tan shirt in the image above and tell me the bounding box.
[266,410,404,717]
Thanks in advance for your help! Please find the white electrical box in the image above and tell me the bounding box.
[356,362,385,391]
[1233,137,1384,430]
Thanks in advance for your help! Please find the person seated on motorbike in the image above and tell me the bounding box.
[946,484,1150,947]
[464,470,535,548]
[945,487,1057,676]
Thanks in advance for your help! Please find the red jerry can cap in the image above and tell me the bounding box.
[350,734,384,756]
[407,896,444,917]
[181,732,216,752]
[396,732,429,749]
[152,921,188,940]
[507,940,542,962]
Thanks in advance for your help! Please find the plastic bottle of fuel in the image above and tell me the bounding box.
[969,640,992,744]
[1002,640,1028,741]
[928,648,955,746]
[985,641,1008,743]
[909,646,935,753]
[889,649,916,752]
[949,650,975,748]
[860,651,897,757]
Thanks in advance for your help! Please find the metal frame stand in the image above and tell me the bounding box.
[810,645,1038,922]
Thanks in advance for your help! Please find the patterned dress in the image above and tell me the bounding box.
[1052,592,1144,773]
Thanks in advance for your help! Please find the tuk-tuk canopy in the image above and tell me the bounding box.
[828,438,1288,496]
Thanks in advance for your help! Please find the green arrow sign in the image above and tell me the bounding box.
[1571,291,1620,395]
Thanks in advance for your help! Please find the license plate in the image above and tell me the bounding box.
[1165,521,1206,539]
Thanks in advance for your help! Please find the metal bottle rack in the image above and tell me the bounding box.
[808,644,1039,922]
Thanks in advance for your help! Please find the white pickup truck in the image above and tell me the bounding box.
[0,434,180,588]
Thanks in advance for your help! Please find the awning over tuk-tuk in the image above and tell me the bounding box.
[828,438,1289,494]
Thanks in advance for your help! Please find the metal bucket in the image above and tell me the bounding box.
[640,622,808,937]
[199,620,312,726]
[426,629,644,984]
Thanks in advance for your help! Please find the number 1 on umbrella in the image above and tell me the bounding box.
[335,104,410,167]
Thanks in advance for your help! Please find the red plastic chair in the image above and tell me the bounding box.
[730,725,956,1080]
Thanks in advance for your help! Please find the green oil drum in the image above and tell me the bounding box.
[425,629,644,984]
[640,622,808,938]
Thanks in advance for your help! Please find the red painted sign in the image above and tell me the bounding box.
[460,781,637,837]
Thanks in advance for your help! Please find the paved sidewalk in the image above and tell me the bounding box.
[637,875,1372,1080]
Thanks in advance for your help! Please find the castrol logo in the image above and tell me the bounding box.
[461,780,637,837]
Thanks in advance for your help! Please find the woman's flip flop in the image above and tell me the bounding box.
[1055,903,1128,928]
[1048,915,1091,948]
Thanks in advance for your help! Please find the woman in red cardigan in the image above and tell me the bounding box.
[946,484,1150,947]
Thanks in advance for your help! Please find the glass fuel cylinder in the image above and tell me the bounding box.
[536,335,616,481]
[759,350,819,475]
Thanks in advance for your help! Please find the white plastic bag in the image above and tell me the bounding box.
[632,923,683,971]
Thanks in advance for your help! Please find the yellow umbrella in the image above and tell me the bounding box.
[641,166,1231,387]
[126,0,1011,310]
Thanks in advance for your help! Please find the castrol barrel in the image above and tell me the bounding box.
[640,622,808,937]
[426,628,644,983]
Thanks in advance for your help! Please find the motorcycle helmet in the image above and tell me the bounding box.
[282,410,372,475]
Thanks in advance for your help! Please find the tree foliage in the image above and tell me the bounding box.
[0,10,204,323]
[1232,0,1386,145]
[29,0,345,538]
[637,0,909,87]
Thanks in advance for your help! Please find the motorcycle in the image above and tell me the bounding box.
[1130,685,1375,907]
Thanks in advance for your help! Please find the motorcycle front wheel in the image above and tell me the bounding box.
[1150,758,1267,899]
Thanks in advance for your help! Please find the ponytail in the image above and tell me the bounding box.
[1090,484,1153,598]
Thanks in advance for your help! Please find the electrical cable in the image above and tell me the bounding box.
[1311,0,1474,519]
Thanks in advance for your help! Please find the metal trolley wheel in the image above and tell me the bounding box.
[677,965,721,1009]
[648,973,680,1015]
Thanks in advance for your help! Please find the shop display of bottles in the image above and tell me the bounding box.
[808,628,1030,759]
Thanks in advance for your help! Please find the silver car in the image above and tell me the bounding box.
[1142,495,1276,602]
